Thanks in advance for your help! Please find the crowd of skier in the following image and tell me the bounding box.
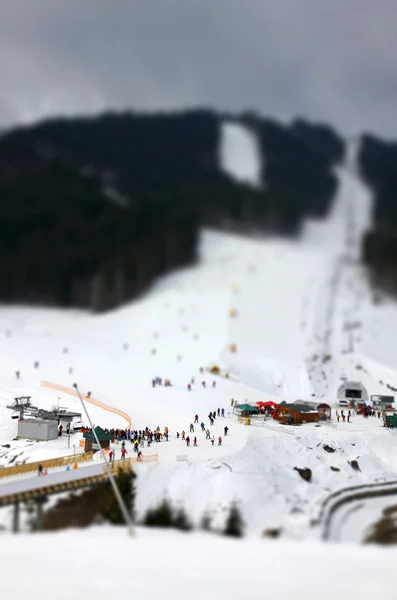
[177,409,229,447]
[104,404,230,463]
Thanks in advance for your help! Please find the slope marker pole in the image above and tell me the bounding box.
[73,383,134,537]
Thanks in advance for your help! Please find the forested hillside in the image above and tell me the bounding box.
[359,135,397,294]
[0,109,344,312]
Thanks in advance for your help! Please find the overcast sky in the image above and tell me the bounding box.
[1,0,396,138]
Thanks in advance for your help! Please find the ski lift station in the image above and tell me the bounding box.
[18,419,58,442]
[6,396,82,441]
[337,381,369,407]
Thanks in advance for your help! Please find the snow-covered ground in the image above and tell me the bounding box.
[1,126,397,545]
[3,526,397,600]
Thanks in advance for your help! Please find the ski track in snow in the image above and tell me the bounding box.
[219,121,262,188]
[1,136,397,540]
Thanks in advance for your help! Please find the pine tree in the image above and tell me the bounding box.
[101,467,136,525]
[144,499,174,528]
[173,507,193,531]
[224,503,244,538]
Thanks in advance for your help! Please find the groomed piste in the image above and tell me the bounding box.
[0,126,396,541]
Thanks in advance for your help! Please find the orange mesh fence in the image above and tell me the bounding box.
[130,453,158,463]
[40,381,132,428]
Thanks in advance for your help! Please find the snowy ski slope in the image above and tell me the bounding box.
[0,123,397,537]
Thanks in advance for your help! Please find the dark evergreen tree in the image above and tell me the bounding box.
[144,499,174,528]
[101,467,136,525]
[0,108,345,312]
[172,507,193,531]
[359,134,397,296]
[223,503,244,538]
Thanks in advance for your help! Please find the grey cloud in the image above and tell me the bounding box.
[0,0,396,137]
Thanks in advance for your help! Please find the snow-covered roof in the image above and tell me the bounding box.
[279,402,319,414]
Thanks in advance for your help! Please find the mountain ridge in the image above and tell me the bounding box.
[0,108,393,311]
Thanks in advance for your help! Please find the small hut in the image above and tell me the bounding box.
[83,426,111,453]
[385,412,397,428]
[317,402,331,421]
[275,402,319,425]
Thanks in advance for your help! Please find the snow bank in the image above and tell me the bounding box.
[2,527,397,599]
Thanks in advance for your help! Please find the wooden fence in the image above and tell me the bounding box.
[107,458,135,473]
[0,452,94,479]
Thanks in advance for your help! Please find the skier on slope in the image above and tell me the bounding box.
[224,426,229,436]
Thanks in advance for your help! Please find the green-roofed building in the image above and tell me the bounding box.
[83,426,111,452]
[235,403,259,415]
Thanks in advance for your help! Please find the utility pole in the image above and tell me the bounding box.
[73,383,134,536]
